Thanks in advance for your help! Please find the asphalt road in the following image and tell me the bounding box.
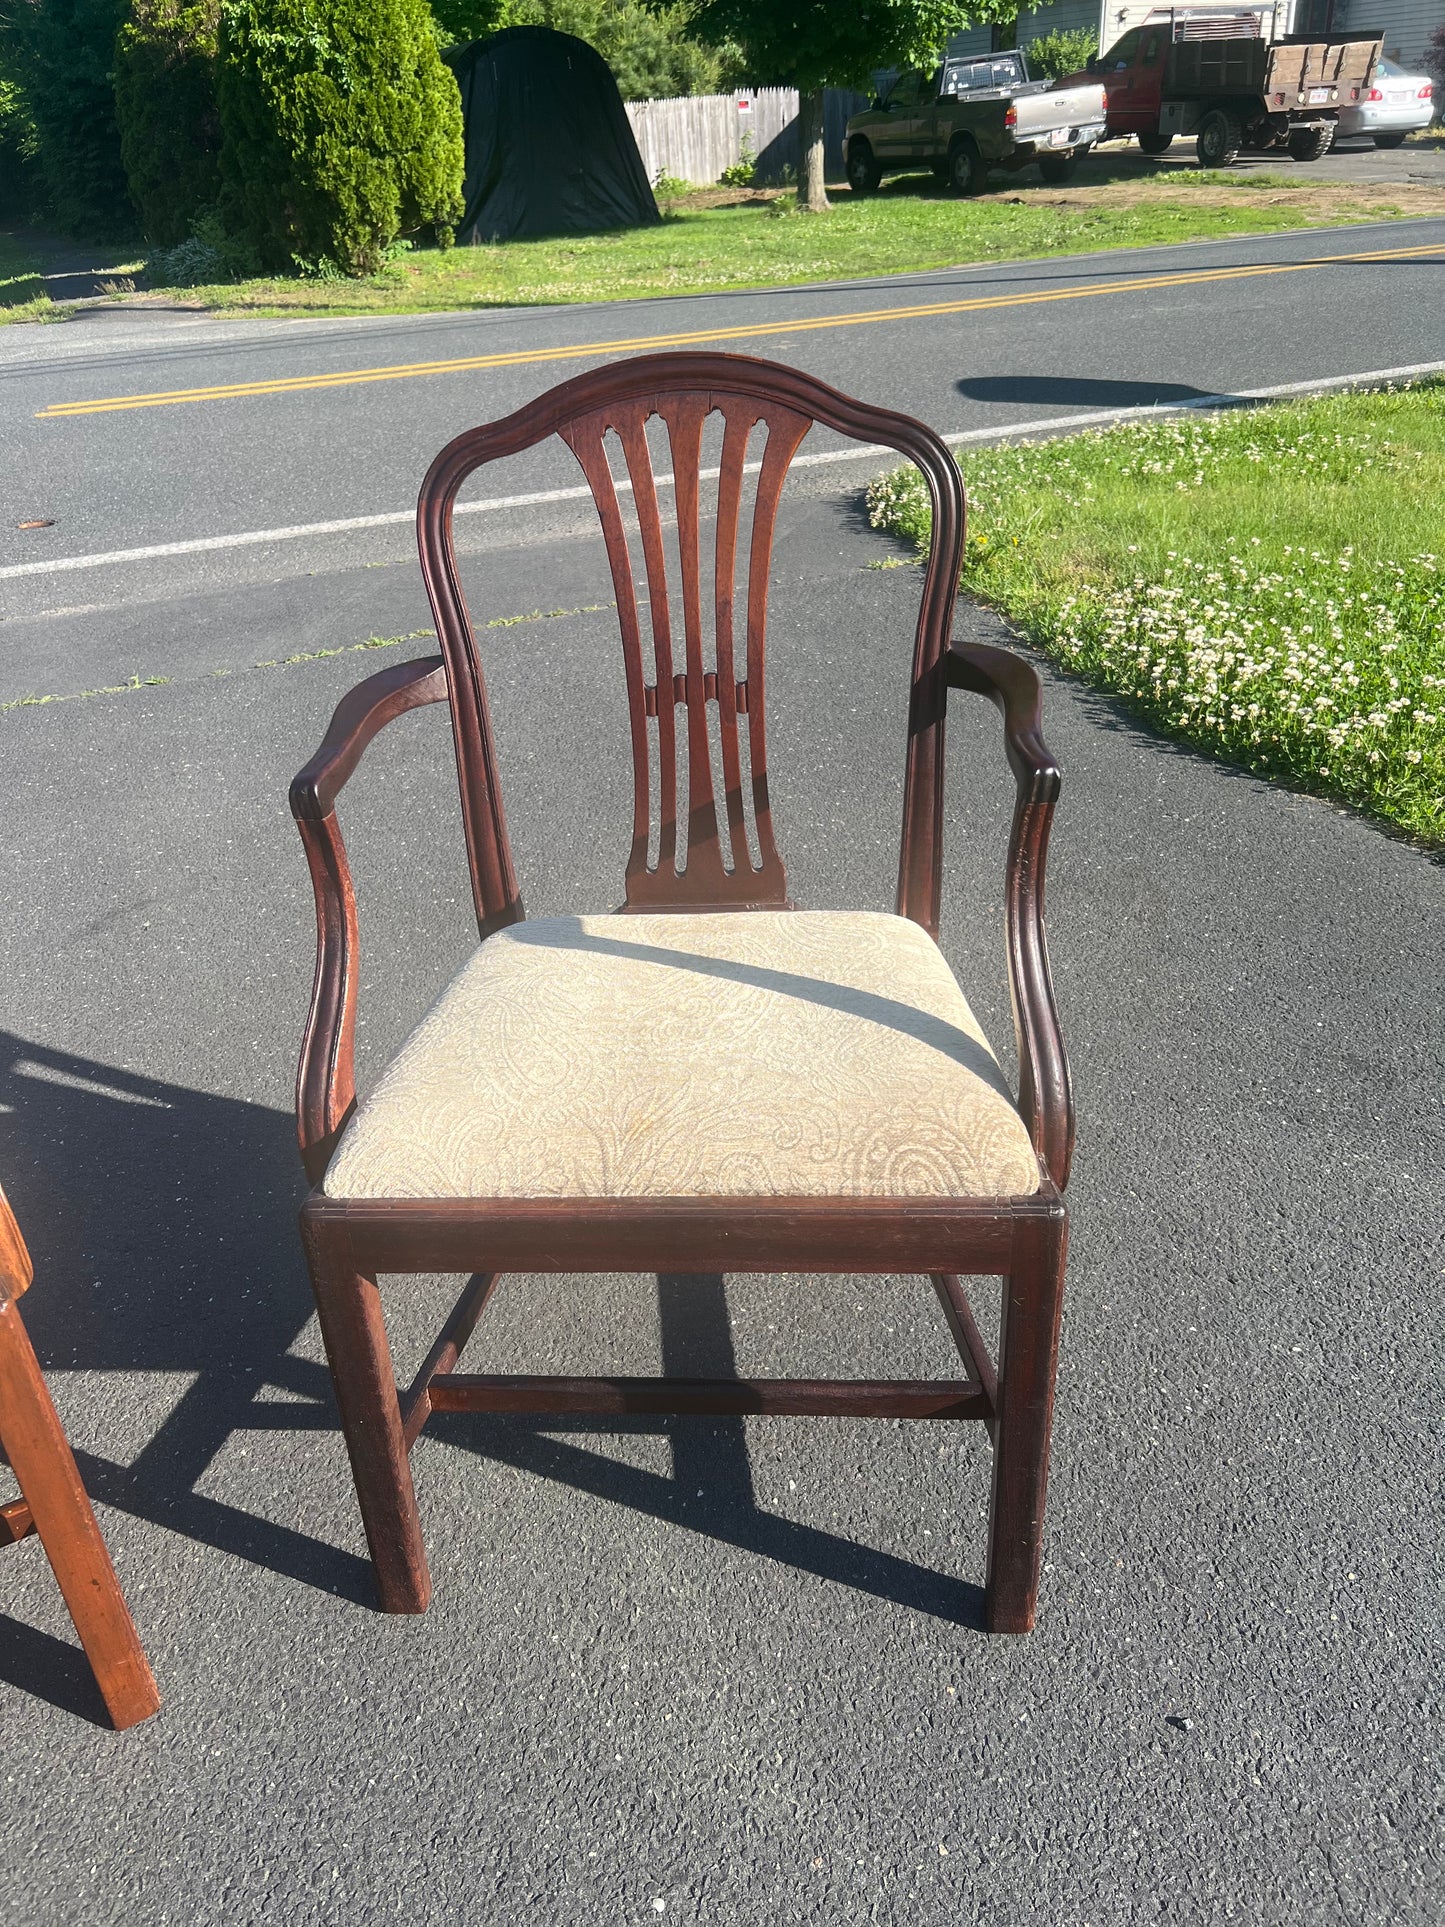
[1,222,1442,1924]
[1,215,1441,710]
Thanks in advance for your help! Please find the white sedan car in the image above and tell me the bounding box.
[1334,57,1434,147]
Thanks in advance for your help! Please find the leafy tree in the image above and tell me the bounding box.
[1021,25,1096,84]
[1,0,135,236]
[431,1,724,99]
[0,45,42,220]
[428,0,506,37]
[114,0,223,244]
[216,0,465,275]
[584,2,723,98]
[651,2,1016,210]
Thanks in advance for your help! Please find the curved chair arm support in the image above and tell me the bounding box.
[289,656,448,1182]
[290,655,447,822]
[946,642,1074,1190]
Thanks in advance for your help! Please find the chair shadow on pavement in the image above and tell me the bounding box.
[956,373,1226,410]
[0,1030,982,1722]
[0,1031,375,1624]
[429,1272,987,1629]
[0,1612,118,1727]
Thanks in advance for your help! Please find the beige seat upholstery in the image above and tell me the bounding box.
[324,912,1040,1202]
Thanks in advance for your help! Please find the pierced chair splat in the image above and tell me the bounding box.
[289,351,1075,1635]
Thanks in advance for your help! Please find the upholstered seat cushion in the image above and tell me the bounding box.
[323,912,1040,1201]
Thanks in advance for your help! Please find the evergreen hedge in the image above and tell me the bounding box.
[3,0,134,237]
[0,55,43,222]
[216,0,464,275]
[114,1,223,244]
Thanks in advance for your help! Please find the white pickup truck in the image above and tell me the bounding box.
[845,51,1109,195]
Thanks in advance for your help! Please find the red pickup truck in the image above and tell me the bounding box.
[1083,13,1381,165]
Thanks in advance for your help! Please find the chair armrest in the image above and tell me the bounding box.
[290,654,447,821]
[289,655,449,1183]
[946,640,1059,801]
[946,641,1074,1190]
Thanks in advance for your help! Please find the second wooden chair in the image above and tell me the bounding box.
[0,1185,159,1729]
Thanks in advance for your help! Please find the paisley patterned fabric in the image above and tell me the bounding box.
[324,912,1041,1201]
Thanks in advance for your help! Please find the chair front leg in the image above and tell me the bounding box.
[303,1231,431,1614]
[986,1207,1068,1634]
[0,1291,160,1728]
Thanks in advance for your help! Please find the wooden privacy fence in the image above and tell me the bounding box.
[625,87,871,187]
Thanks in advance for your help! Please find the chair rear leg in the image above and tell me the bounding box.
[0,1292,160,1728]
[986,1208,1068,1635]
[304,1239,431,1614]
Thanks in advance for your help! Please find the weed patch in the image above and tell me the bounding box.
[867,381,1445,843]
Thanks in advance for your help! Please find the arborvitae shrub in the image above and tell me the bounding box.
[4,0,134,237]
[216,0,464,275]
[114,1,223,244]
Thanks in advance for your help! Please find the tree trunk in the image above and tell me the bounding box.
[798,87,830,213]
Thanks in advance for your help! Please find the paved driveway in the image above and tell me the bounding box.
[1,468,1439,1923]
[1093,129,1445,188]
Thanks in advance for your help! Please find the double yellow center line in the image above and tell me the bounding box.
[35,239,1441,420]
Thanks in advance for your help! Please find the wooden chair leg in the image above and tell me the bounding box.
[0,1292,160,1728]
[304,1239,431,1613]
[986,1209,1068,1635]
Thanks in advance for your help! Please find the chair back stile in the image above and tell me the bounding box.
[414,352,966,939]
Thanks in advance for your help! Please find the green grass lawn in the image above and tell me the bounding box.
[0,229,57,323]
[84,170,1432,321]
[3,165,1433,326]
[866,379,1445,844]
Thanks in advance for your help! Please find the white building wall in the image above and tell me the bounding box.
[1333,0,1438,67]
[944,24,994,57]
[1020,0,1107,39]
[947,0,1101,61]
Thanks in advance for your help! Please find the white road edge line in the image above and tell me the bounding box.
[4,359,1442,585]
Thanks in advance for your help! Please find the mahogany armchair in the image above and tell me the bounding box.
[0,1185,160,1728]
[290,351,1073,1634]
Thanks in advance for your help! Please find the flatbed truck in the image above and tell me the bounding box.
[1083,8,1382,164]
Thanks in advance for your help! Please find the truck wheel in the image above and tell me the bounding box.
[947,136,986,196]
[1373,132,1407,149]
[846,139,882,195]
[1138,130,1173,156]
[1196,109,1243,169]
[1288,123,1335,162]
[1039,148,1081,184]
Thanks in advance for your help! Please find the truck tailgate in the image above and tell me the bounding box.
[1265,36,1381,108]
[1012,80,1107,143]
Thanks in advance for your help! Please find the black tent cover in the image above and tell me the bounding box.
[446,27,661,244]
